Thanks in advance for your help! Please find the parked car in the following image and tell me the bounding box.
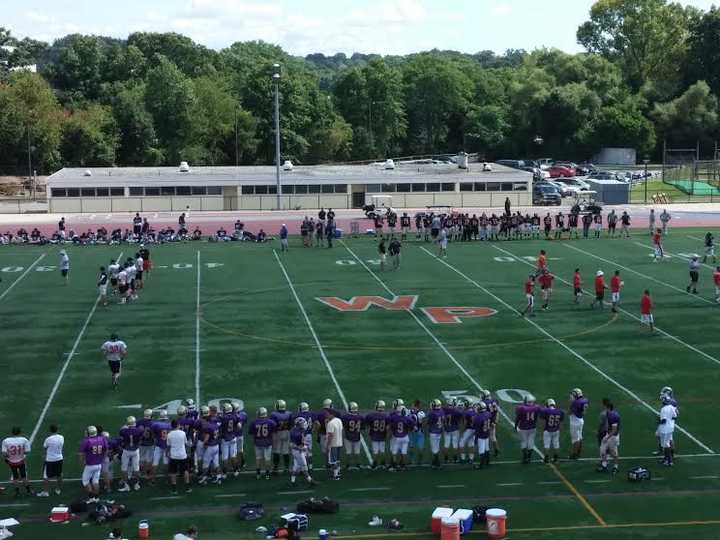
[522,166,550,180]
[561,177,591,190]
[552,179,583,195]
[541,179,573,197]
[496,159,523,169]
[547,164,576,178]
[575,163,597,176]
[533,184,562,205]
[587,171,621,182]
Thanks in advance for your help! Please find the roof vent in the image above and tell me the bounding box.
[179,161,190,173]
[457,152,469,169]
[384,159,395,170]
[282,160,294,171]
[83,169,92,177]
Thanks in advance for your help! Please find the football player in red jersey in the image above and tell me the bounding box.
[520,274,536,317]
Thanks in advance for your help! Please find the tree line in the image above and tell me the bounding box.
[1,0,719,176]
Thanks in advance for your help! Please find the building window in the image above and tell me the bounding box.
[81,188,95,197]
[411,183,425,192]
[334,184,347,193]
[501,183,512,191]
[96,188,109,196]
[366,184,381,193]
[51,188,66,197]
[161,186,175,196]
[129,187,143,196]
[459,183,473,192]
[295,185,308,194]
[66,188,80,197]
[441,183,455,192]
[487,183,501,191]
[241,186,254,194]
[308,184,321,193]
[254,185,268,194]
[322,184,334,193]
[381,183,395,193]
[144,187,160,196]
[110,188,124,196]
[207,186,222,195]
[191,186,206,195]
[397,183,411,192]
[426,183,440,192]
[268,185,277,194]
[176,186,191,196]
[474,183,486,192]
[282,185,294,194]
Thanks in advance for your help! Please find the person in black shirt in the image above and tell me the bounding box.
[133,213,142,236]
[374,214,384,241]
[568,211,579,239]
[554,212,564,240]
[327,208,335,221]
[326,218,335,248]
[318,208,326,222]
[389,238,401,269]
[414,214,422,240]
[400,213,411,240]
[387,211,398,237]
[543,213,552,240]
[620,212,631,238]
[378,238,387,271]
[582,213,592,238]
[315,220,324,247]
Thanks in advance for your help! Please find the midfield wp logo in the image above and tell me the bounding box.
[316,295,497,324]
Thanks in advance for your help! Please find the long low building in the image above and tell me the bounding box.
[45,158,532,213]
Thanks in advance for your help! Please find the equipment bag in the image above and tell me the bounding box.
[238,502,265,520]
[627,467,651,482]
[296,497,339,514]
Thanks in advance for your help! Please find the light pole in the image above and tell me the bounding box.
[272,63,282,210]
[643,157,650,204]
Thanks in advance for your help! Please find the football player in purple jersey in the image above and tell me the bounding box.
[270,400,292,475]
[118,416,144,492]
[472,402,493,469]
[289,417,316,486]
[388,404,416,471]
[149,410,171,484]
[514,395,541,464]
[232,402,248,474]
[541,399,565,463]
[597,401,620,474]
[198,407,222,485]
[219,403,237,480]
[459,400,477,464]
[481,390,501,457]
[427,399,445,469]
[176,405,197,476]
[442,399,462,463]
[342,402,364,470]
[249,407,277,480]
[137,409,155,480]
[365,400,389,469]
[293,402,316,471]
[568,388,589,459]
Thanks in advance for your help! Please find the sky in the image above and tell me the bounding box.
[4,0,720,57]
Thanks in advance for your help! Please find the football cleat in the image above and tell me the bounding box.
[375,400,386,411]
[87,425,98,436]
[143,409,153,419]
[349,401,359,413]
[232,402,242,412]
[322,398,333,409]
[126,416,136,426]
[431,399,442,410]
[392,399,404,411]
[546,398,556,407]
[275,399,287,411]
[299,402,310,412]
[223,402,233,414]
[571,388,583,399]
[176,405,187,416]
[258,407,268,418]
[200,405,210,417]
[158,410,168,420]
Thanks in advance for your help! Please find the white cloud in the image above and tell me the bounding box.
[490,3,513,17]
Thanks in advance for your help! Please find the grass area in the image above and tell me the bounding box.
[630,178,720,202]
[2,229,720,539]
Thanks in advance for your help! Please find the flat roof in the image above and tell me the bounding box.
[47,162,531,188]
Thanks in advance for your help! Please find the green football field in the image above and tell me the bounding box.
[2,228,720,540]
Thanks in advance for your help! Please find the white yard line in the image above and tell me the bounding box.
[0,252,45,302]
[195,250,201,405]
[273,250,373,464]
[214,493,248,498]
[277,489,315,495]
[687,236,705,242]
[633,241,715,271]
[437,484,466,489]
[29,251,123,444]
[426,244,714,455]
[563,243,714,305]
[349,487,391,492]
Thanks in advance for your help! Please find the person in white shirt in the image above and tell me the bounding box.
[37,424,64,497]
[108,259,120,295]
[325,411,343,480]
[1,426,32,497]
[657,397,678,467]
[59,250,70,284]
[173,526,198,540]
[135,254,144,290]
[101,333,128,388]
[167,420,191,495]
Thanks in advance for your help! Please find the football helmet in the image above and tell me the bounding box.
[276,399,287,411]
[349,401,359,413]
[661,394,673,406]
[322,398,333,409]
[209,404,218,413]
[232,402,242,412]
[431,399,442,410]
[176,405,187,416]
[375,400,386,411]
[523,394,536,405]
[102,431,110,438]
[476,401,488,411]
[299,402,310,412]
[143,409,153,419]
[200,405,210,417]
[295,417,308,430]
[445,397,456,407]
[258,407,268,418]
[660,386,673,398]
[571,388,583,399]
[186,399,196,411]
[392,398,404,411]
[546,398,556,407]
[126,416,136,426]
[596,270,604,277]
[87,425,98,437]
[481,389,492,400]
[158,410,168,420]
[400,407,410,417]
[223,402,233,414]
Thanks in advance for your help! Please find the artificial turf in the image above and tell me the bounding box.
[1,228,720,539]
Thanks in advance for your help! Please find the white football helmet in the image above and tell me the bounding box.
[295,417,308,430]
[481,389,492,400]
[126,416,136,426]
[322,398,332,409]
[392,399,404,411]
[349,401,359,413]
[431,399,442,410]
[176,405,187,416]
[375,400,386,412]
[186,399,196,411]
[445,397,456,407]
[299,402,310,412]
[143,409,153,419]
[223,402,233,414]
[523,394,536,405]
[546,398,556,407]
[158,409,168,420]
[276,399,287,411]
[257,407,268,418]
[660,386,673,398]
[87,425,98,437]
[476,401,488,411]
[400,407,410,417]
[232,402,242,412]
[200,405,210,417]
[571,388,583,399]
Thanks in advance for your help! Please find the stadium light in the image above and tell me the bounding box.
[272,64,282,210]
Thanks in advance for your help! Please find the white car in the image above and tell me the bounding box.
[553,179,583,195]
[561,178,591,191]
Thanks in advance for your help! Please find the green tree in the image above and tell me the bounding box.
[144,55,195,163]
[577,0,693,95]
[128,32,220,77]
[110,83,162,165]
[589,96,656,155]
[651,80,718,146]
[685,7,720,96]
[60,104,119,166]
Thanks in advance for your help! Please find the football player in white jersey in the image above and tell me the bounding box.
[108,259,120,295]
[101,333,127,387]
[59,250,70,284]
[657,395,678,466]
[2,426,32,497]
